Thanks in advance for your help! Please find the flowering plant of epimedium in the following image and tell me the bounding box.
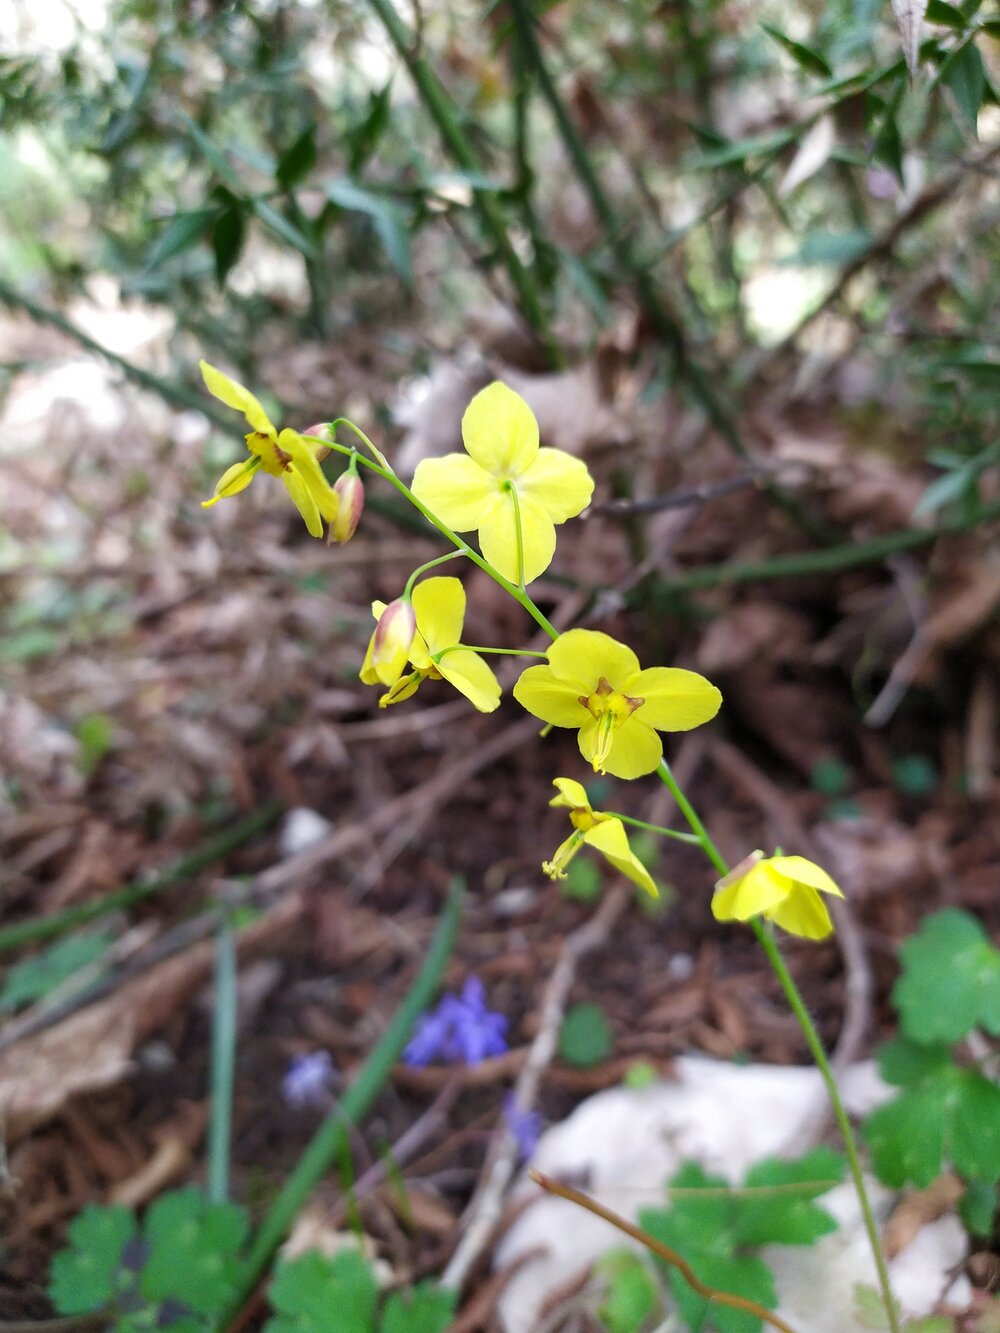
[199,361,902,1333]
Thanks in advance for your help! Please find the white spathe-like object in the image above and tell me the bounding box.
[495,1057,970,1333]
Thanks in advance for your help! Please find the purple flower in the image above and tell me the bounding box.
[404,977,509,1067]
[503,1092,542,1161]
[282,1050,335,1108]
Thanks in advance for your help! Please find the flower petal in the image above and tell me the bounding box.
[520,448,595,522]
[412,576,466,654]
[513,665,590,727]
[768,887,835,940]
[583,818,658,897]
[411,454,497,531]
[550,777,590,810]
[580,714,663,779]
[547,630,640,689]
[711,862,788,923]
[478,492,556,585]
[200,360,275,435]
[282,431,339,525]
[767,855,843,899]
[462,382,538,477]
[625,667,723,732]
[282,470,323,537]
[437,649,502,713]
[203,458,259,506]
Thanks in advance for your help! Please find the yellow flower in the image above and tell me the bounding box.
[200,361,339,539]
[360,577,501,712]
[360,598,417,688]
[410,382,594,585]
[513,629,721,779]
[544,778,658,897]
[711,852,844,940]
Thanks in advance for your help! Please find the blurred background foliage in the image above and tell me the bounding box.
[1,0,999,499]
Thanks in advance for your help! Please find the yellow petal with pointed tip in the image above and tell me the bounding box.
[411,454,496,531]
[769,888,835,940]
[513,665,590,728]
[583,819,658,897]
[768,855,843,899]
[461,381,538,477]
[578,714,663,779]
[519,447,594,522]
[436,648,501,713]
[282,470,323,537]
[200,360,275,435]
[203,458,259,506]
[626,667,723,732]
[548,630,641,689]
[550,777,591,810]
[412,577,466,654]
[477,491,556,585]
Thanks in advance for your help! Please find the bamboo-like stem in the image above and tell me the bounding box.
[365,0,560,365]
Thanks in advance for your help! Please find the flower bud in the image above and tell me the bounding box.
[371,598,416,687]
[301,423,333,461]
[329,469,364,543]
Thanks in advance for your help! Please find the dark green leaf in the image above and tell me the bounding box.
[760,24,832,77]
[938,40,985,129]
[925,0,969,25]
[348,81,393,175]
[181,114,243,191]
[213,206,246,285]
[48,1204,136,1314]
[277,125,317,192]
[558,1001,613,1067]
[380,1282,456,1333]
[145,209,219,271]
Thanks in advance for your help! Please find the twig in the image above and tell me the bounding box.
[440,884,632,1292]
[530,1171,801,1333]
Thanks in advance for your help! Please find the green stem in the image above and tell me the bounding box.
[654,498,1000,594]
[434,645,548,660]
[754,922,900,1333]
[0,277,234,429]
[609,812,701,845]
[364,0,560,365]
[0,804,281,955]
[404,550,465,594]
[654,760,900,1333]
[207,915,237,1205]
[217,879,464,1326]
[321,421,560,641]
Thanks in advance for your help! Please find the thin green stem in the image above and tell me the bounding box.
[364,0,560,365]
[654,759,900,1333]
[434,645,547,660]
[218,879,464,1327]
[0,805,281,955]
[321,422,560,641]
[504,479,527,591]
[753,923,901,1333]
[404,550,465,594]
[207,915,237,1205]
[609,812,701,845]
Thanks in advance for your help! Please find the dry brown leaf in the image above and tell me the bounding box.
[883,1174,964,1257]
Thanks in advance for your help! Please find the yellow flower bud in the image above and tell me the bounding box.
[371,598,416,687]
[330,469,364,543]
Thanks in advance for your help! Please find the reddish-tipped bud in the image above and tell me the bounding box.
[371,598,416,687]
[330,469,364,543]
[301,423,333,461]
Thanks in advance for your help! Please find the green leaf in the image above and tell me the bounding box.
[864,1048,1000,1186]
[596,1251,658,1333]
[380,1282,456,1333]
[277,125,317,192]
[893,909,1000,1043]
[938,40,985,130]
[787,229,873,266]
[140,1188,248,1317]
[145,209,219,271]
[76,712,115,775]
[760,24,832,77]
[181,114,243,191]
[959,1178,997,1236]
[213,206,246,285]
[558,1001,614,1067]
[1,929,113,1011]
[734,1148,845,1247]
[47,1203,136,1314]
[324,178,413,286]
[562,855,603,901]
[250,198,318,260]
[925,0,969,25]
[348,82,393,175]
[265,1250,379,1333]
